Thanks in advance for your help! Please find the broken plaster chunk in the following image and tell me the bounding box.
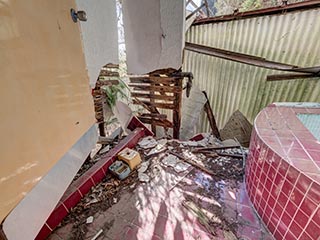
[146,139,167,156]
[138,161,150,173]
[86,216,94,224]
[100,145,110,154]
[174,162,191,173]
[138,173,150,182]
[90,144,102,158]
[162,154,179,167]
[138,136,157,149]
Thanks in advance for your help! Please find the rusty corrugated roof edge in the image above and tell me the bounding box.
[193,0,320,25]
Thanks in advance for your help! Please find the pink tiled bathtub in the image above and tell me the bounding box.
[245,103,320,240]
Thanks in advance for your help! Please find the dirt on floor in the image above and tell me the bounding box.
[54,134,248,239]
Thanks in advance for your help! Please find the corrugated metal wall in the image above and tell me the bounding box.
[183,8,320,131]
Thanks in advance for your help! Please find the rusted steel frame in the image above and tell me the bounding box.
[173,78,183,139]
[194,0,320,25]
[129,84,182,93]
[185,42,320,73]
[202,91,220,139]
[186,3,206,20]
[131,92,175,101]
[138,117,173,128]
[267,73,320,81]
[133,99,175,110]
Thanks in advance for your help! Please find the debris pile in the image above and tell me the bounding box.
[54,132,247,239]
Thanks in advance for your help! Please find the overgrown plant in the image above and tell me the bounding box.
[101,78,129,108]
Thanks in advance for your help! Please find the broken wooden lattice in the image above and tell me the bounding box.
[92,63,120,136]
[129,70,184,139]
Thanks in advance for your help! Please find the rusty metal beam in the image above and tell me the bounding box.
[185,42,320,74]
[194,0,320,25]
[267,73,320,81]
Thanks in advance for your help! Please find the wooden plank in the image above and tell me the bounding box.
[129,84,182,93]
[140,113,167,119]
[173,78,183,139]
[133,99,175,110]
[168,151,215,175]
[132,97,158,113]
[217,153,243,159]
[130,77,177,84]
[99,71,120,77]
[131,92,175,101]
[103,63,119,68]
[192,145,240,152]
[98,80,120,86]
[202,91,221,139]
[150,81,157,134]
[138,117,173,128]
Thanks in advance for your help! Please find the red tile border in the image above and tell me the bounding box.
[246,104,320,240]
[35,128,146,240]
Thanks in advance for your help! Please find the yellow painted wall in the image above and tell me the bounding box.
[0,0,95,221]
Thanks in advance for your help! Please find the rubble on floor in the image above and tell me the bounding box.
[49,134,273,240]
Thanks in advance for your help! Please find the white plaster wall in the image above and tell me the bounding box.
[76,0,119,88]
[122,0,185,74]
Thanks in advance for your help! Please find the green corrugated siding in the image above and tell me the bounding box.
[183,8,320,131]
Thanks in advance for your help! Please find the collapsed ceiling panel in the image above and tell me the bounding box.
[122,0,185,74]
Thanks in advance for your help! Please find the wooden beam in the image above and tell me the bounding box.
[173,78,183,139]
[133,99,176,110]
[150,81,157,134]
[98,80,120,86]
[130,77,177,84]
[99,71,120,77]
[103,63,119,68]
[132,97,158,113]
[140,113,167,119]
[217,153,243,159]
[192,145,240,152]
[202,91,220,139]
[168,151,215,175]
[138,117,173,128]
[129,84,182,93]
[131,92,175,101]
